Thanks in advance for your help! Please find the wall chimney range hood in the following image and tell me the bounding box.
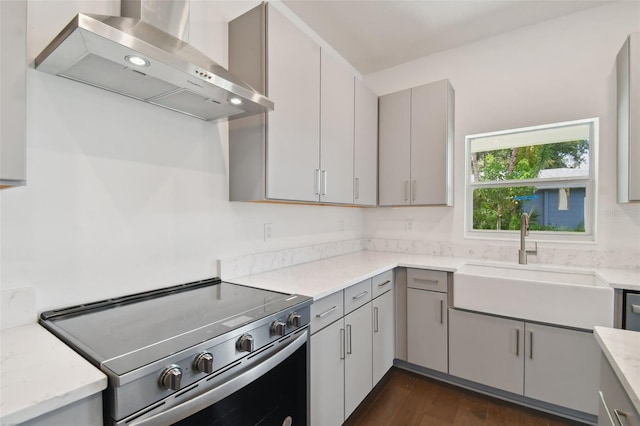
[34,0,274,122]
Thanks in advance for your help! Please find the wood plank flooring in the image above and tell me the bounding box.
[344,368,587,426]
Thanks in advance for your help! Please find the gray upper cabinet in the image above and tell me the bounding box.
[0,0,27,188]
[379,89,411,206]
[354,79,378,206]
[229,3,320,203]
[320,49,354,204]
[378,79,454,207]
[617,32,640,203]
[229,4,377,206]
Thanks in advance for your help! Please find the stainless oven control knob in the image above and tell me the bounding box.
[236,334,254,352]
[287,313,303,328]
[271,320,286,336]
[159,365,182,391]
[194,352,214,374]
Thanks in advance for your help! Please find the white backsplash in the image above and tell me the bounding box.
[220,237,639,281]
[1,287,36,330]
[219,238,366,280]
[365,238,640,270]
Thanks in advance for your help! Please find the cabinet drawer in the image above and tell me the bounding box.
[372,270,394,299]
[407,269,447,293]
[311,291,344,334]
[344,279,372,314]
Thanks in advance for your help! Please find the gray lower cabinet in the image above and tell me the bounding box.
[450,309,599,415]
[310,272,395,425]
[406,269,448,373]
[449,309,524,394]
[598,352,640,426]
[372,279,395,384]
[344,303,373,419]
[524,323,600,415]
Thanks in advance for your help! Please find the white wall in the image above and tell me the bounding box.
[363,2,640,260]
[0,0,363,313]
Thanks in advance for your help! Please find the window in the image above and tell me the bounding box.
[465,118,597,241]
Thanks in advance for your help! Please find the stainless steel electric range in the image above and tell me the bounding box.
[39,278,312,425]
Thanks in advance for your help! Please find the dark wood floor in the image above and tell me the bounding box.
[344,368,587,426]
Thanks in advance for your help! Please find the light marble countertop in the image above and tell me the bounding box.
[0,324,107,425]
[594,326,640,414]
[227,250,639,300]
[228,251,469,300]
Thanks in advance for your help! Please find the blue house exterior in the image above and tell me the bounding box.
[523,187,585,230]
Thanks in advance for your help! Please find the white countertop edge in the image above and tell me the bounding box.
[0,324,108,425]
[593,326,640,414]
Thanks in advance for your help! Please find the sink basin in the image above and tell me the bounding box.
[453,262,614,330]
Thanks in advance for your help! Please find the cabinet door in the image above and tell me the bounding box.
[320,49,354,204]
[410,80,453,206]
[266,5,320,202]
[0,0,27,186]
[524,323,600,415]
[407,289,447,373]
[311,319,345,426]
[378,89,411,206]
[449,309,524,394]
[372,289,395,384]
[344,303,372,419]
[354,79,378,206]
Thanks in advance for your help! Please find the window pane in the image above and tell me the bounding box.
[472,185,586,232]
[469,123,590,183]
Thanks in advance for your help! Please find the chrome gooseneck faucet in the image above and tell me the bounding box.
[519,212,537,265]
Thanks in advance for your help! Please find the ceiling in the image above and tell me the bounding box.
[281,0,612,75]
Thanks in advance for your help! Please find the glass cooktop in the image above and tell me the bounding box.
[39,279,310,374]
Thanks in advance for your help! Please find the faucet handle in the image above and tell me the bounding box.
[527,241,538,255]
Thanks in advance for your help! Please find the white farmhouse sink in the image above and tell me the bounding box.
[453,262,614,330]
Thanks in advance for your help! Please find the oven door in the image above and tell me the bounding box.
[121,331,308,426]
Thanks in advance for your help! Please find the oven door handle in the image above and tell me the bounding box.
[129,332,307,426]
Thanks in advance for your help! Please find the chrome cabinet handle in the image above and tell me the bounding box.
[321,170,327,195]
[515,328,520,356]
[352,291,369,300]
[632,304,640,314]
[340,328,345,360]
[529,331,534,359]
[440,299,444,324]
[374,307,379,332]
[316,306,337,319]
[315,169,321,195]
[413,278,439,286]
[378,280,391,287]
[404,180,409,202]
[614,409,628,426]
[412,180,416,201]
[346,324,352,354]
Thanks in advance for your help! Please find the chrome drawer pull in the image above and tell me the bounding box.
[340,328,345,360]
[515,328,520,356]
[316,306,337,318]
[377,280,391,287]
[414,278,438,285]
[631,304,640,314]
[352,291,369,300]
[374,307,379,332]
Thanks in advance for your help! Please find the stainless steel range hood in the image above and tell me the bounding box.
[34,0,273,122]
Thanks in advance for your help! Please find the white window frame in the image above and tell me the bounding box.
[464,118,598,243]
